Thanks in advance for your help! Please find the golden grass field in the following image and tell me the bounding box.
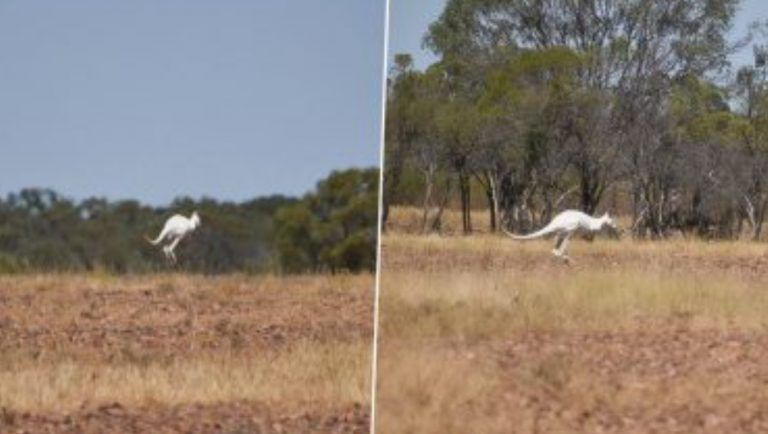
[376,207,768,434]
[0,273,373,434]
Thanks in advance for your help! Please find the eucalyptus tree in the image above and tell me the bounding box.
[385,57,458,232]
[273,168,379,273]
[411,65,460,233]
[732,44,768,239]
[476,46,583,231]
[425,0,740,223]
[382,54,418,229]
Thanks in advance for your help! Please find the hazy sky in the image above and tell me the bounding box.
[389,0,768,71]
[0,1,386,205]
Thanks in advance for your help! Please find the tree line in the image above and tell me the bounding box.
[384,0,768,240]
[0,167,378,274]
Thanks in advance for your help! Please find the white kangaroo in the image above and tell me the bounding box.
[145,211,201,263]
[503,210,618,261]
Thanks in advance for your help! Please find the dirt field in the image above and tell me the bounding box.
[0,273,373,434]
[376,208,768,434]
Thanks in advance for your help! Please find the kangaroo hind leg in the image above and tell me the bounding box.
[166,236,183,264]
[552,232,572,263]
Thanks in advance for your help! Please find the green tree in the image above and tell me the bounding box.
[273,168,379,273]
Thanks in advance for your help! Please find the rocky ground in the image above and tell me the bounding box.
[0,274,373,434]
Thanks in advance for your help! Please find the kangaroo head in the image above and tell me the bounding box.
[601,212,617,230]
[191,211,201,228]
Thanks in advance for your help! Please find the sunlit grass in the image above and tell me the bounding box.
[377,209,768,433]
[0,340,369,413]
[0,274,373,416]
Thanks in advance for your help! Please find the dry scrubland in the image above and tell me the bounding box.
[0,274,372,434]
[377,207,768,434]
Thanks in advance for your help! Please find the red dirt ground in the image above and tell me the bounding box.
[2,402,368,434]
[0,274,373,434]
[489,329,768,434]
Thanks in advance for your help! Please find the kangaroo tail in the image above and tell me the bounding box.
[144,229,166,245]
[502,222,558,240]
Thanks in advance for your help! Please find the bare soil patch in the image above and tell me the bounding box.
[0,274,373,434]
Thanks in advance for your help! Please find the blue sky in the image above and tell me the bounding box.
[388,0,443,70]
[0,1,386,205]
[388,0,768,71]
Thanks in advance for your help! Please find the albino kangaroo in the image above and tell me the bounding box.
[503,210,618,261]
[145,211,201,263]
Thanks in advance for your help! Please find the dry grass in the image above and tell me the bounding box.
[385,206,495,235]
[383,270,768,340]
[0,274,373,422]
[376,207,768,434]
[0,340,369,414]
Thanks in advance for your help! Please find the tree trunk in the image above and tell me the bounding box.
[473,170,500,233]
[488,171,500,233]
[459,172,472,234]
[753,198,768,241]
[579,163,603,215]
[430,177,454,233]
[382,144,406,232]
[421,163,436,233]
